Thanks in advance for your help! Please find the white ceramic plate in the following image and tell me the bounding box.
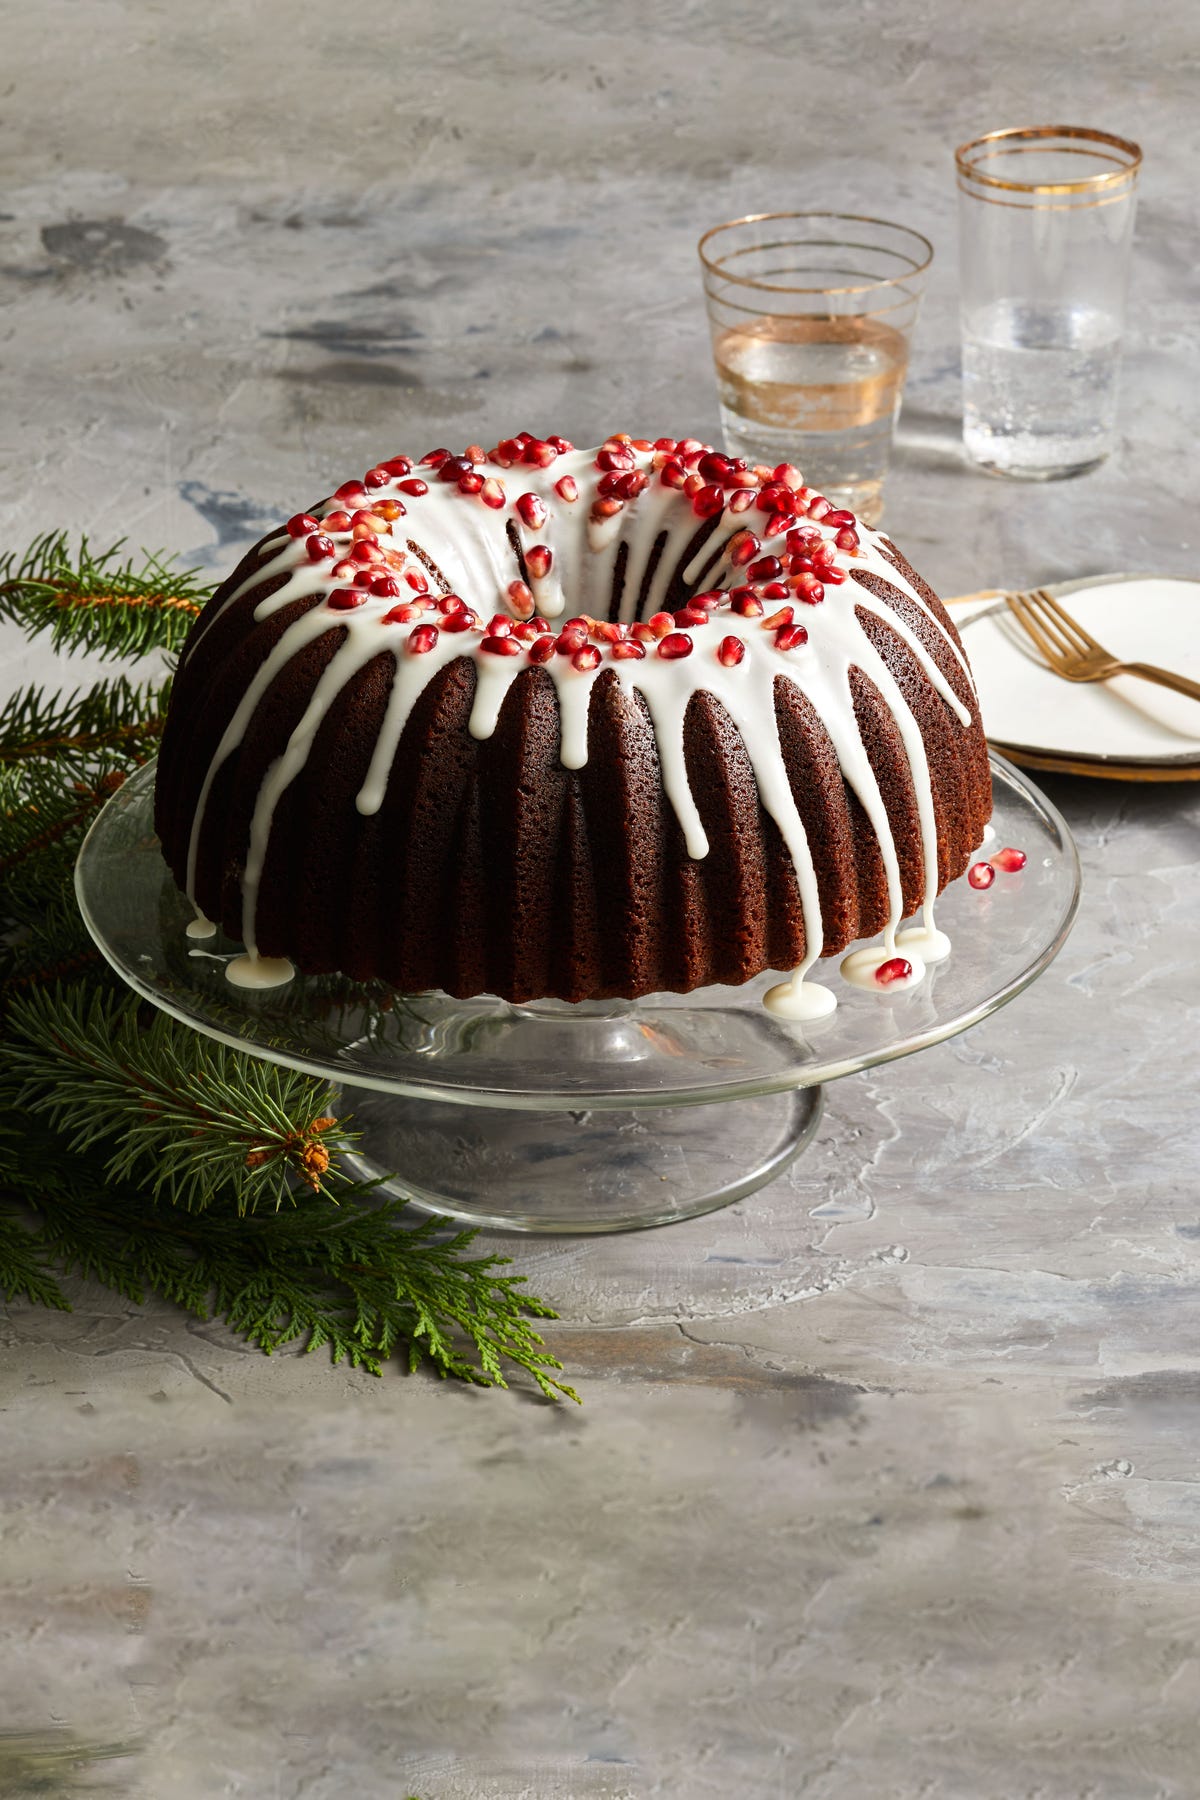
[953,573,1200,770]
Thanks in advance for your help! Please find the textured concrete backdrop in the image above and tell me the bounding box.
[2,3,1199,1796]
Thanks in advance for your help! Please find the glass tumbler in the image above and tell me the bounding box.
[697,212,933,525]
[956,126,1141,479]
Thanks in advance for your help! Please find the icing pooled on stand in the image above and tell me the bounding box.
[168,433,986,1009]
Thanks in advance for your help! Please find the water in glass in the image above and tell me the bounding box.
[962,299,1123,478]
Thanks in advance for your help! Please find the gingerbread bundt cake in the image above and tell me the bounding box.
[154,433,991,1020]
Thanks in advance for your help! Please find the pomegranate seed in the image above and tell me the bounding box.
[420,449,450,468]
[353,569,377,588]
[322,510,353,533]
[591,497,623,520]
[612,639,646,660]
[761,605,794,631]
[677,437,705,457]
[811,540,836,568]
[306,534,335,562]
[516,492,547,529]
[379,455,410,475]
[690,590,726,610]
[615,470,649,500]
[692,484,725,518]
[556,628,589,656]
[506,580,535,619]
[563,616,592,632]
[398,478,428,497]
[717,635,745,667]
[352,520,384,542]
[697,451,732,483]
[968,862,996,889]
[407,624,440,653]
[631,621,656,644]
[523,439,558,467]
[547,435,574,453]
[437,595,466,615]
[596,446,635,472]
[731,591,764,617]
[836,528,859,552]
[653,437,678,453]
[793,576,825,605]
[683,472,705,498]
[405,570,429,593]
[511,619,540,641]
[659,458,688,489]
[773,463,805,490]
[991,846,1027,872]
[727,468,759,488]
[775,624,809,651]
[825,508,856,527]
[486,614,513,636]
[729,489,757,513]
[458,470,484,495]
[674,605,710,628]
[528,635,557,663]
[555,475,579,502]
[597,471,625,499]
[807,495,832,520]
[875,957,912,986]
[756,482,798,516]
[464,443,485,463]
[364,467,390,488]
[435,455,470,484]
[383,602,424,624]
[287,512,318,538]
[821,567,846,585]
[482,634,522,656]
[786,526,821,554]
[335,480,368,502]
[648,611,674,639]
[729,530,761,567]
[370,574,402,598]
[372,498,404,522]
[760,581,789,601]
[332,559,357,578]
[572,644,601,672]
[594,620,626,643]
[492,437,521,465]
[476,477,504,510]
[328,587,367,611]
[441,609,477,632]
[526,545,553,580]
[657,631,693,660]
[351,541,382,565]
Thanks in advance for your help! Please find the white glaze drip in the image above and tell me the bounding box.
[182,443,981,1000]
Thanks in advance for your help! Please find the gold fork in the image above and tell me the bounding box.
[1005,588,1200,704]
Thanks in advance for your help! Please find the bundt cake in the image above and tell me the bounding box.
[154,433,991,1020]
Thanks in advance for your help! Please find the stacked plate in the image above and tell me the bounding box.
[951,574,1200,782]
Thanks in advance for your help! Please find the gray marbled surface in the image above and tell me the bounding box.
[2,3,1199,1796]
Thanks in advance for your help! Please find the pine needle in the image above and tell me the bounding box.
[0,533,211,660]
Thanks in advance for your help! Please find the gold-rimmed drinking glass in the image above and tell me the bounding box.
[956,126,1142,479]
[697,212,933,525]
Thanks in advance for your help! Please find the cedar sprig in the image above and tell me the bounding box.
[0,532,210,660]
[0,1120,577,1396]
[2,985,354,1212]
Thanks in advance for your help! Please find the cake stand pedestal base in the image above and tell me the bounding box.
[338,1084,824,1234]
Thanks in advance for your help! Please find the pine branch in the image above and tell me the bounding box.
[2,985,354,1211]
[0,673,170,766]
[0,533,211,660]
[0,1126,577,1396]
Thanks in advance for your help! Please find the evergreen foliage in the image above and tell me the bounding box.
[0,537,578,1401]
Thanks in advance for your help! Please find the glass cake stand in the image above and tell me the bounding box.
[75,755,1079,1233]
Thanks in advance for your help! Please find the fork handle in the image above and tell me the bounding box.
[1119,661,1200,705]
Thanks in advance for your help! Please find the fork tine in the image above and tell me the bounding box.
[1016,590,1080,660]
[1007,592,1068,669]
[1030,588,1101,656]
